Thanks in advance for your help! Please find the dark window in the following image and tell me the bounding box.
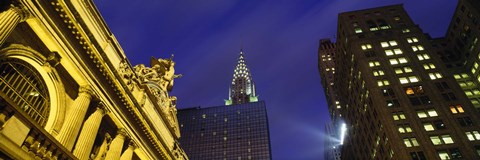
[420,96,431,104]
[409,96,431,106]
[386,99,400,108]
[450,148,462,159]
[365,51,376,57]
[458,117,474,126]
[410,97,421,106]
[377,19,388,28]
[410,151,426,160]
[475,146,480,156]
[382,88,395,97]
[442,93,457,101]
[433,120,446,130]
[367,20,377,28]
[435,82,450,91]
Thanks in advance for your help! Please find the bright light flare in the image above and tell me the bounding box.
[339,123,347,145]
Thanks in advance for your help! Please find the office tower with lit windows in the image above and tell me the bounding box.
[318,39,342,160]
[435,0,480,111]
[320,3,480,159]
[178,50,272,160]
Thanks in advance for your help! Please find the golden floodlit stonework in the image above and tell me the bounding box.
[0,0,187,159]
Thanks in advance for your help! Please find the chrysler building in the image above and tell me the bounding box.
[225,49,258,105]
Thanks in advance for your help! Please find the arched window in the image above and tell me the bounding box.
[0,59,50,126]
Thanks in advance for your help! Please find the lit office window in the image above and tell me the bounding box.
[466,131,480,141]
[385,48,403,56]
[438,151,450,160]
[390,41,398,46]
[381,42,389,48]
[361,44,373,50]
[404,137,419,147]
[380,40,398,48]
[398,124,413,133]
[390,59,399,65]
[407,37,419,43]
[369,61,381,67]
[430,135,454,145]
[429,72,443,80]
[373,70,385,76]
[405,85,424,95]
[417,54,431,61]
[472,62,479,74]
[394,66,413,74]
[430,136,442,145]
[423,123,435,131]
[450,105,465,114]
[389,57,408,65]
[394,48,403,55]
[417,109,438,118]
[423,63,436,70]
[459,81,475,88]
[377,80,390,86]
[465,89,480,96]
[385,49,394,56]
[393,112,406,120]
[442,135,454,144]
[402,28,411,33]
[412,45,424,52]
[428,109,439,117]
[355,28,363,33]
[454,73,469,80]
[399,76,420,84]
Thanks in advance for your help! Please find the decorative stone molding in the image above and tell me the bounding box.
[9,4,30,22]
[46,51,61,67]
[79,85,94,97]
[118,59,136,91]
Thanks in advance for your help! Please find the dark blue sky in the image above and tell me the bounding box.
[95,1,456,159]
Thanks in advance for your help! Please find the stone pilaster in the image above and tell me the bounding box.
[56,86,94,150]
[0,5,29,46]
[73,105,105,159]
[120,142,136,160]
[104,129,126,160]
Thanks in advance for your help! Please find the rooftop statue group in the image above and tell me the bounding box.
[118,55,182,133]
[133,55,182,92]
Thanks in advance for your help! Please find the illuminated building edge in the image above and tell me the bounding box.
[0,0,187,159]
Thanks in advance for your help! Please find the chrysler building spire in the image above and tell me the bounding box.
[225,49,258,105]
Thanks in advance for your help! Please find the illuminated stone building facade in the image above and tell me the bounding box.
[0,0,187,159]
[320,2,480,159]
[178,50,271,160]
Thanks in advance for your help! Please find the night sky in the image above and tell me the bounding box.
[95,1,456,159]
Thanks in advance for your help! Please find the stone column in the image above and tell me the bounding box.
[93,134,110,160]
[120,142,136,160]
[73,106,105,160]
[0,5,29,46]
[56,86,94,150]
[105,129,126,160]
